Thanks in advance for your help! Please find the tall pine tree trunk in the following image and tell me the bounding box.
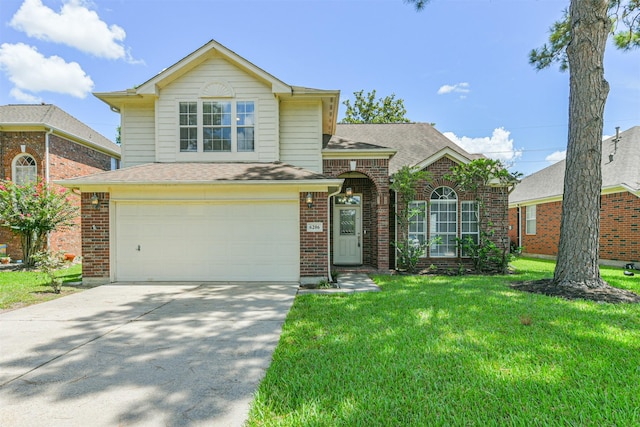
[553,0,609,288]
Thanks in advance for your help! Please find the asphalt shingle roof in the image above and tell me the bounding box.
[0,104,120,156]
[331,123,482,174]
[58,162,335,185]
[510,126,640,205]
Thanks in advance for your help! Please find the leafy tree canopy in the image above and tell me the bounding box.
[529,1,640,71]
[341,90,411,124]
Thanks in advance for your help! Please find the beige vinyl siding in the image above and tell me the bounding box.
[155,55,278,162]
[120,105,155,167]
[279,100,322,172]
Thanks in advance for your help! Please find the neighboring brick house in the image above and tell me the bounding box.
[58,39,510,284]
[509,126,640,266]
[0,104,121,260]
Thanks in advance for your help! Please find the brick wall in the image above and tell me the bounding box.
[323,158,390,270]
[601,192,640,262]
[300,191,328,278]
[509,192,640,263]
[0,131,114,259]
[394,157,510,271]
[81,192,110,279]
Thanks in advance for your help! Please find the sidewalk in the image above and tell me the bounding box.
[297,273,380,294]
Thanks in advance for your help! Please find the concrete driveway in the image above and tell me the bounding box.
[0,282,298,426]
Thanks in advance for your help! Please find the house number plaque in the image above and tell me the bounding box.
[306,222,323,232]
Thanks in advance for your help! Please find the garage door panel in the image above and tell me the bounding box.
[115,201,299,282]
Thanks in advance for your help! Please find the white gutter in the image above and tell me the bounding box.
[518,206,522,249]
[326,186,343,283]
[3,122,121,158]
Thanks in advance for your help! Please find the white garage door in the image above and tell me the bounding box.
[114,201,299,281]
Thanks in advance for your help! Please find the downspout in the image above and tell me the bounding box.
[45,128,53,249]
[327,186,342,283]
[393,188,398,270]
[517,206,522,249]
[45,128,53,183]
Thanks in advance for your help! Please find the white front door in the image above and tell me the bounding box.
[333,194,362,265]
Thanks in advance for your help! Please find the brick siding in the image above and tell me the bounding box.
[398,157,509,271]
[0,131,114,259]
[322,156,509,272]
[323,158,390,271]
[81,192,110,279]
[509,191,640,263]
[300,192,329,278]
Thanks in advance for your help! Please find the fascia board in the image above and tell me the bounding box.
[509,185,640,209]
[322,149,397,159]
[413,147,471,171]
[1,123,120,158]
[56,179,344,192]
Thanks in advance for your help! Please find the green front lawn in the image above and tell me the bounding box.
[247,258,640,426]
[0,263,83,311]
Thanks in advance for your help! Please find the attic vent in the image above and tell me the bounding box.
[200,81,235,98]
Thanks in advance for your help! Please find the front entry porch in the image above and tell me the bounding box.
[329,174,389,272]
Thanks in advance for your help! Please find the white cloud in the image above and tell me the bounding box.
[545,150,566,164]
[443,127,523,163]
[10,0,127,60]
[437,82,470,95]
[10,88,42,103]
[0,43,94,99]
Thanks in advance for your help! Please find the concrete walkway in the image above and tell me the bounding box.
[297,273,380,294]
[0,282,298,427]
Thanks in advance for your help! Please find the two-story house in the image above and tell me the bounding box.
[0,104,121,260]
[59,40,509,285]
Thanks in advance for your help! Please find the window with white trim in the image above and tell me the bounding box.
[429,186,458,257]
[179,100,254,153]
[461,201,479,257]
[526,205,536,235]
[408,201,427,255]
[179,102,198,152]
[12,154,37,185]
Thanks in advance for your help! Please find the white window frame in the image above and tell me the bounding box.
[429,187,458,258]
[461,201,479,257]
[179,101,198,152]
[408,201,427,257]
[178,99,255,154]
[526,205,537,235]
[12,154,37,185]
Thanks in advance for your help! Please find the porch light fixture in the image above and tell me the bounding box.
[345,187,353,198]
[90,193,100,209]
[306,192,313,209]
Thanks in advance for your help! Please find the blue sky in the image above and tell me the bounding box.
[1,0,638,176]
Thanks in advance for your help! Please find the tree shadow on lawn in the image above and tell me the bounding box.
[251,279,640,425]
[0,283,296,426]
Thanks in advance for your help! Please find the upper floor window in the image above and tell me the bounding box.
[526,205,536,235]
[179,100,254,153]
[12,154,37,185]
[430,186,457,257]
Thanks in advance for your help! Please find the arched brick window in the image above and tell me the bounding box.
[430,186,457,257]
[12,154,37,185]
